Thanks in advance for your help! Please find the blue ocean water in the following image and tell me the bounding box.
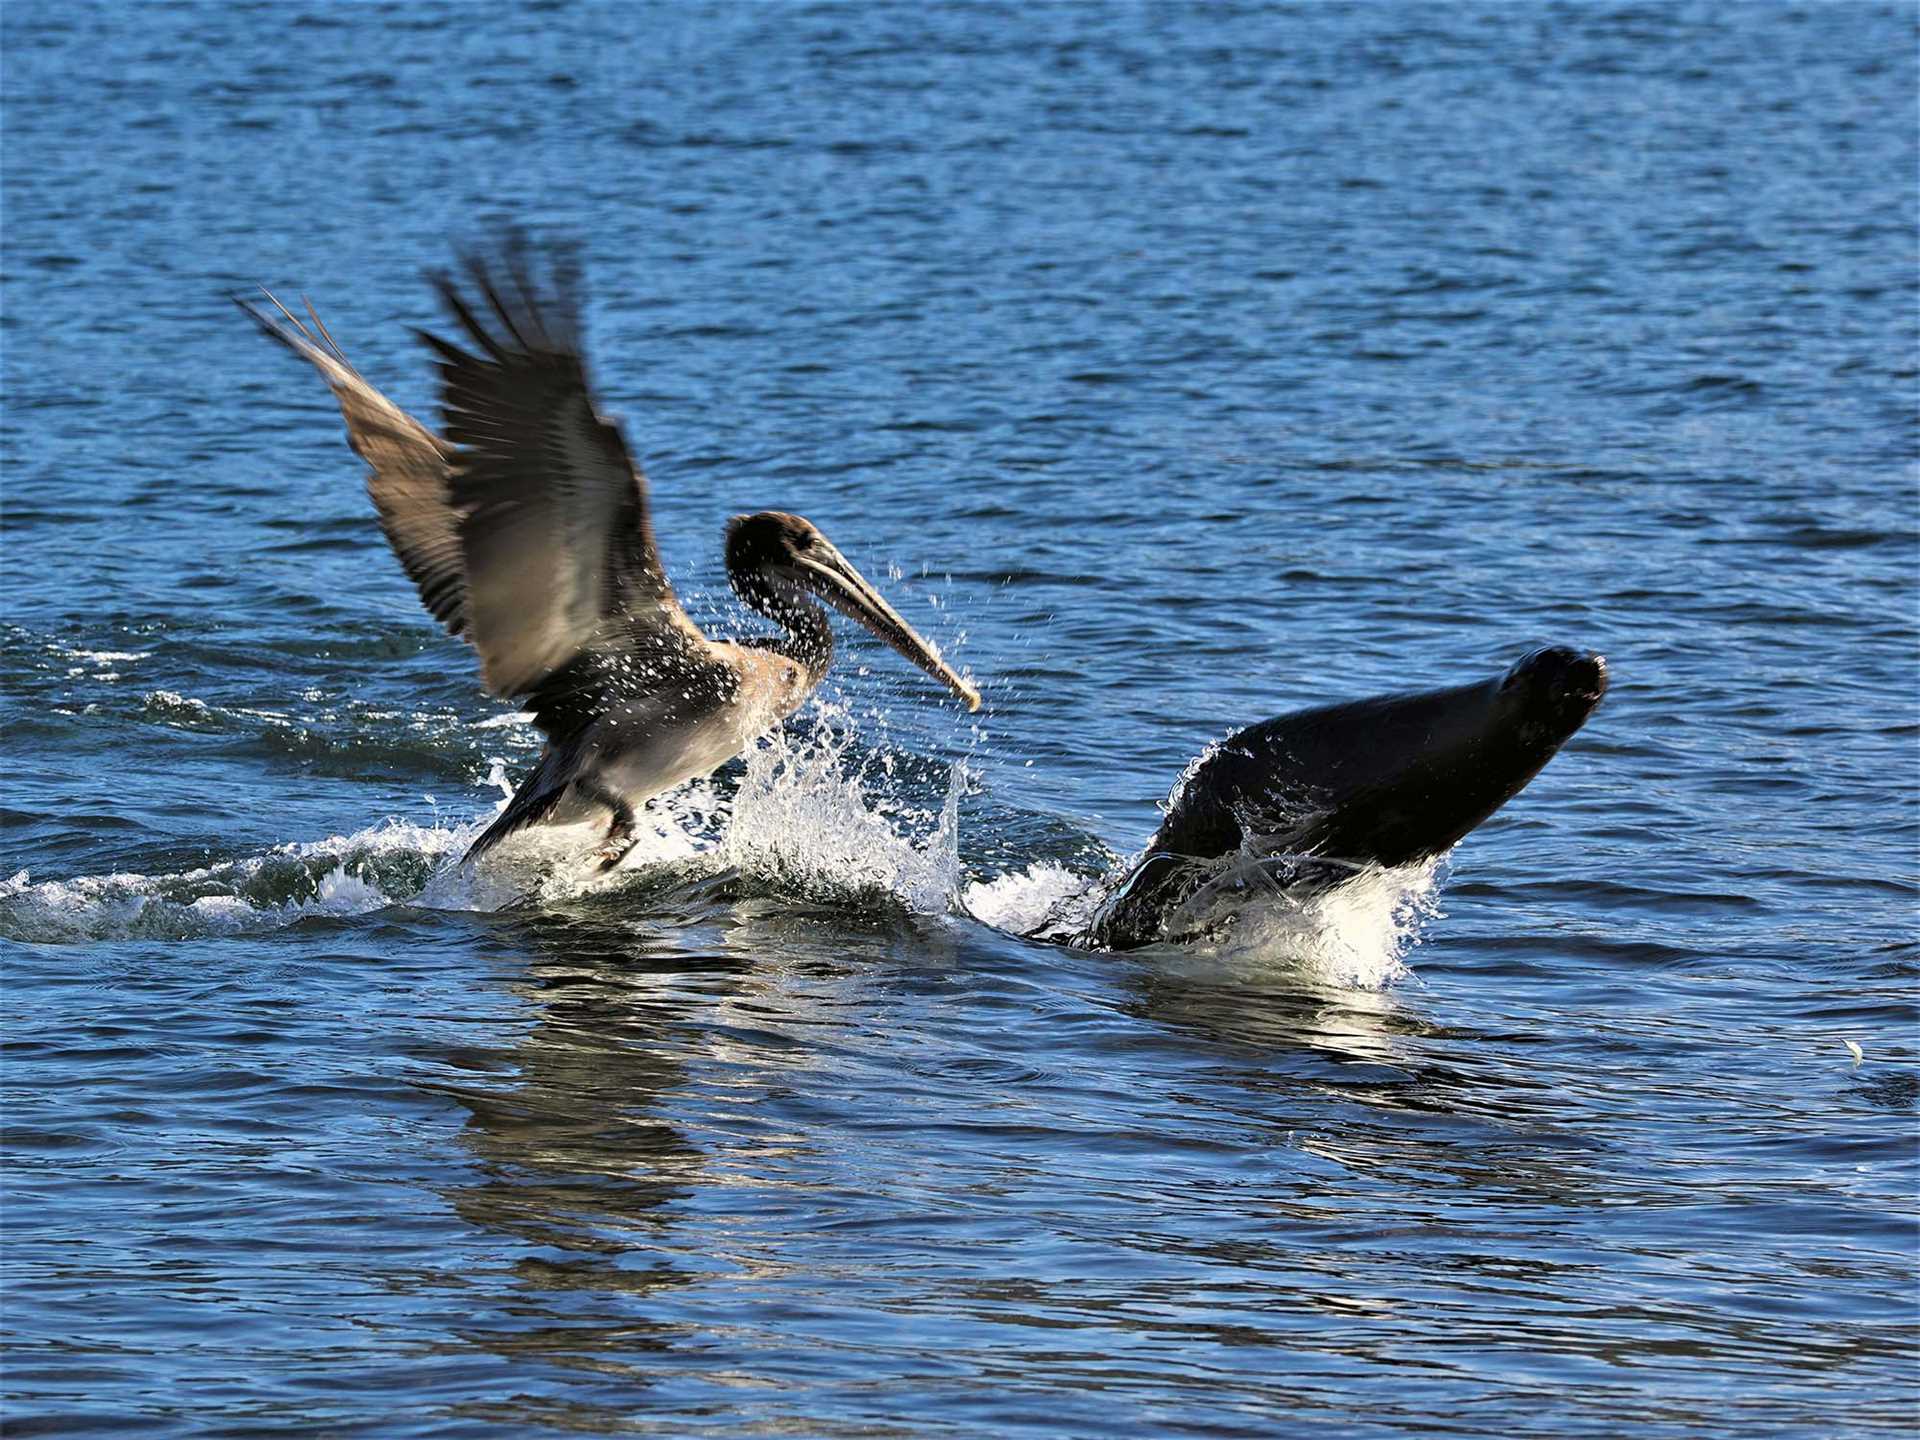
[3,2,1915,1435]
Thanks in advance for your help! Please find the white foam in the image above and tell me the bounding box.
[962,854,1441,991]
[1190,859,1442,990]
[9,675,1439,979]
[449,774,726,909]
[5,701,973,941]
[458,705,968,915]
[143,690,216,725]
[721,703,963,914]
[457,700,968,914]
[0,817,473,943]
[962,861,1098,933]
[48,641,149,677]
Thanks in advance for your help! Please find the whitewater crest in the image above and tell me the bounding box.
[2,702,968,944]
[961,855,1442,991]
[0,818,473,944]
[6,694,1435,986]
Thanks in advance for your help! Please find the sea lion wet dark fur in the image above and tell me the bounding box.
[1076,647,1609,951]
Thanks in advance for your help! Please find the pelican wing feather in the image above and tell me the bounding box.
[236,292,468,635]
[419,232,703,706]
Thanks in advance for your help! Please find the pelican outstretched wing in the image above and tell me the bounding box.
[237,292,468,635]
[416,231,704,703]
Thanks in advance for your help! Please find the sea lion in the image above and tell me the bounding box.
[1077,646,1609,950]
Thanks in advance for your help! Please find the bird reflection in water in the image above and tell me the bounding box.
[410,877,953,1422]
[419,896,722,1402]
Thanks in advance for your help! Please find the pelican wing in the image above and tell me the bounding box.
[418,233,699,704]
[237,293,468,635]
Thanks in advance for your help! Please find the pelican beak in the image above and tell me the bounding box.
[795,546,982,712]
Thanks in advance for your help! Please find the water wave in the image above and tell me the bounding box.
[2,702,969,943]
[0,818,470,943]
[8,692,1437,983]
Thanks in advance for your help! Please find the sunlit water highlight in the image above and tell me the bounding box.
[4,3,1914,1436]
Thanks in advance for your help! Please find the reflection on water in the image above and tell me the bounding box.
[419,887,976,1413]
[1126,952,1413,1066]
[441,916,710,1252]
[425,904,721,1398]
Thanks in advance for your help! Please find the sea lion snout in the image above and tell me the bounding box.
[1502,646,1609,725]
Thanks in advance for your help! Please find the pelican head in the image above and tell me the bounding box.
[726,511,981,712]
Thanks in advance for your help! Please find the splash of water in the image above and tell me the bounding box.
[9,681,1438,979]
[962,856,1442,991]
[722,701,963,913]
[962,862,1099,935]
[452,701,965,914]
[0,817,472,943]
[4,701,969,942]
[1199,859,1442,989]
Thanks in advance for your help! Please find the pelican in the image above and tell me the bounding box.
[240,232,980,871]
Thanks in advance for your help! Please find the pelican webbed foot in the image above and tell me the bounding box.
[576,775,640,873]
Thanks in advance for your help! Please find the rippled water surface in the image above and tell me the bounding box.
[5,3,1916,1435]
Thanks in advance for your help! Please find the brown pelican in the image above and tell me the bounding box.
[239,233,980,871]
